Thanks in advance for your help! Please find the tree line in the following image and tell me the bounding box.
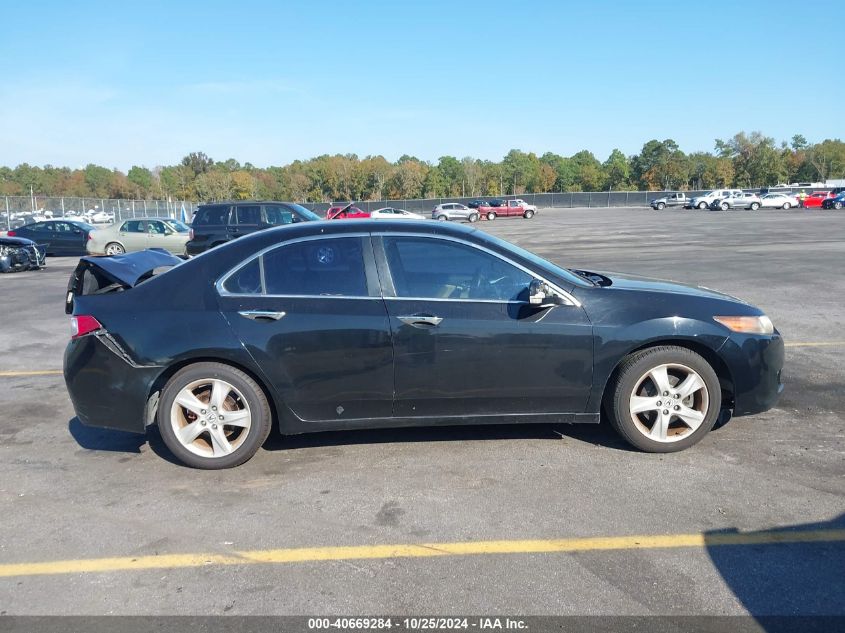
[2,132,843,203]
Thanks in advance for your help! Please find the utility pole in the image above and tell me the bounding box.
[30,185,35,212]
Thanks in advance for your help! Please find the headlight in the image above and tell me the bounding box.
[713,315,774,335]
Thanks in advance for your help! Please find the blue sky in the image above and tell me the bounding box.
[1,0,842,170]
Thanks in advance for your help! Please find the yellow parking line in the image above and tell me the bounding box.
[0,369,63,377]
[0,529,842,578]
[784,341,845,348]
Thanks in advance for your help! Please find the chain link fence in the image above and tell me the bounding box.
[2,196,198,231]
[2,186,818,229]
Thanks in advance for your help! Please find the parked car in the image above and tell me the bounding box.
[64,220,784,469]
[7,220,96,255]
[467,199,488,209]
[759,193,799,209]
[476,199,536,220]
[87,218,191,256]
[85,210,115,224]
[326,203,370,220]
[432,203,478,222]
[0,235,46,272]
[369,207,426,220]
[686,190,743,210]
[186,201,319,256]
[487,198,505,207]
[801,192,832,209]
[709,192,762,211]
[651,193,688,210]
[821,193,845,210]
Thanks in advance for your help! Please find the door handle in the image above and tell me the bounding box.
[238,310,286,321]
[397,314,443,328]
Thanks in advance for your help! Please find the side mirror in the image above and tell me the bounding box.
[528,279,563,307]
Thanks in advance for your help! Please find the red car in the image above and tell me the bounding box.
[326,203,370,220]
[801,192,832,209]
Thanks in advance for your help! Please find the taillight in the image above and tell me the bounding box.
[189,228,194,240]
[71,315,102,339]
[7,230,16,237]
[87,233,92,240]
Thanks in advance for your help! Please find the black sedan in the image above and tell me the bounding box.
[64,221,784,469]
[9,219,96,255]
[467,199,488,209]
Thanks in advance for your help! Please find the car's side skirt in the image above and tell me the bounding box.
[281,412,600,435]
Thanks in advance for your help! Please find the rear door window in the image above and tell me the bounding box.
[262,237,369,296]
[121,220,144,232]
[194,206,231,226]
[235,205,262,225]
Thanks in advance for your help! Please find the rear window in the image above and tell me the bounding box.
[194,205,230,226]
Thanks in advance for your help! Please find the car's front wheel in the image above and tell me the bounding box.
[523,209,535,219]
[157,362,272,469]
[835,202,843,210]
[656,202,665,210]
[606,346,721,453]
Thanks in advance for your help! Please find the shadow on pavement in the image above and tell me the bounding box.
[704,513,845,632]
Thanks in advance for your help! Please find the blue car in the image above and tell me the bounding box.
[821,193,845,210]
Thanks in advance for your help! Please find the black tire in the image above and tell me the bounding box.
[720,202,729,211]
[157,362,272,469]
[436,215,448,221]
[835,202,843,210]
[468,213,479,223]
[656,202,665,210]
[523,209,535,219]
[605,345,721,453]
[750,202,760,211]
[697,202,708,209]
[486,211,496,221]
[783,203,791,210]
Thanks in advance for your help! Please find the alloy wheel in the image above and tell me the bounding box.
[170,378,252,458]
[628,363,709,443]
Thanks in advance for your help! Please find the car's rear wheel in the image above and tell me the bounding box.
[656,202,665,210]
[105,242,124,256]
[436,215,447,221]
[157,362,272,469]
[523,210,535,219]
[606,346,720,453]
[487,212,496,220]
[750,202,760,210]
[697,202,708,209]
[782,202,791,210]
[468,213,479,223]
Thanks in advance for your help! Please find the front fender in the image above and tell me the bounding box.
[585,316,730,413]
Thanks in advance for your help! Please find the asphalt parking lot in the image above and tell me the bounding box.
[0,206,843,617]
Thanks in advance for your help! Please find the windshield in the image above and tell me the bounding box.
[480,233,592,287]
[166,220,190,232]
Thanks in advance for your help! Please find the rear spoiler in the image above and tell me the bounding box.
[65,248,184,314]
